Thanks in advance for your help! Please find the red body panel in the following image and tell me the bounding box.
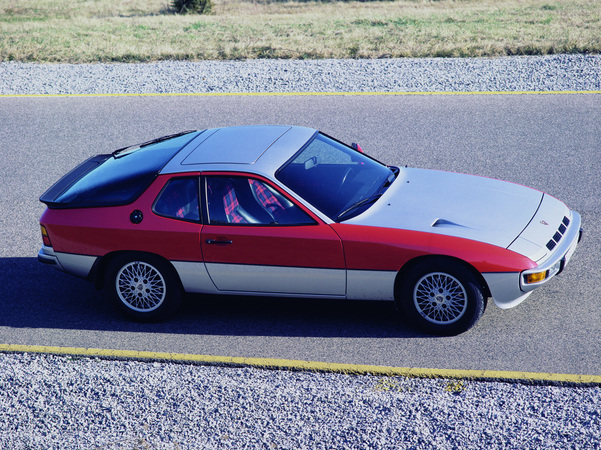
[330,223,537,273]
[40,173,203,261]
[201,224,344,268]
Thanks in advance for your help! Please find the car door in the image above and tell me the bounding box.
[200,174,346,296]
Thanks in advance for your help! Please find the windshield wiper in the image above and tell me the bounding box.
[383,166,399,188]
[335,168,398,222]
[112,130,196,158]
[336,194,382,222]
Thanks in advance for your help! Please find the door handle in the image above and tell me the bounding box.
[205,239,232,245]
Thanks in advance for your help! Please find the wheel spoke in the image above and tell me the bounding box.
[413,272,468,325]
[116,261,166,312]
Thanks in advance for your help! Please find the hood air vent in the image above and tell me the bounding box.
[546,216,570,251]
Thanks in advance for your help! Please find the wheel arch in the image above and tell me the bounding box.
[93,250,183,292]
[394,255,491,303]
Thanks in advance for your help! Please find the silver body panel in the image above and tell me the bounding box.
[172,261,346,298]
[204,263,346,296]
[508,195,572,263]
[171,261,219,295]
[346,270,396,301]
[161,125,315,178]
[172,262,396,301]
[482,272,532,309]
[345,167,544,251]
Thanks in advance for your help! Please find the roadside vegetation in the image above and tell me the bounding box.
[0,0,599,62]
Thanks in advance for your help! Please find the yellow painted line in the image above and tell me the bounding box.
[0,90,600,98]
[1,343,600,385]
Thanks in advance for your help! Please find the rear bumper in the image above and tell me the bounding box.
[38,245,63,269]
[38,245,97,279]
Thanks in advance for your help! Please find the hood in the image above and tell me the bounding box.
[345,168,544,249]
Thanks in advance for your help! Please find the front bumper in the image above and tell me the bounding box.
[484,210,582,309]
[520,211,582,292]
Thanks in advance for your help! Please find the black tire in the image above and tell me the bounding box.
[105,253,183,322]
[397,259,486,335]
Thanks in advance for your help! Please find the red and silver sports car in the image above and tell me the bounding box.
[38,125,582,335]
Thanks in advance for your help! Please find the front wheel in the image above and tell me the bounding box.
[105,253,183,321]
[397,259,486,335]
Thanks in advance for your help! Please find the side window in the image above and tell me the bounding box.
[153,177,200,222]
[205,176,315,226]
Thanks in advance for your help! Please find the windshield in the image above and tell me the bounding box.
[276,133,396,221]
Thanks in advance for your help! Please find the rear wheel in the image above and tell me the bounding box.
[105,253,183,321]
[398,259,486,335]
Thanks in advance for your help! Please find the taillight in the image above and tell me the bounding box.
[41,225,52,247]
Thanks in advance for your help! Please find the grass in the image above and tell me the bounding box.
[0,0,600,62]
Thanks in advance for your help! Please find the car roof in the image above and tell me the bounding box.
[160,125,317,177]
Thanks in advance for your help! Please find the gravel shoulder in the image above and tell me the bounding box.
[0,352,600,449]
[1,55,600,448]
[1,54,600,95]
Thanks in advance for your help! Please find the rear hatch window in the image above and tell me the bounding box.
[40,131,201,209]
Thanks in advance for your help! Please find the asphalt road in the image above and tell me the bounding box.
[1,93,599,376]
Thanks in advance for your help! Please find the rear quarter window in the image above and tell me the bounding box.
[153,177,200,222]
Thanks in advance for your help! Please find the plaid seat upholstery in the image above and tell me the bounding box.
[223,184,248,224]
[249,179,284,221]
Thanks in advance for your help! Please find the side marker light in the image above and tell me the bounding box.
[524,271,548,284]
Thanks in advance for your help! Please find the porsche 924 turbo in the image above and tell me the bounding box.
[38,126,582,335]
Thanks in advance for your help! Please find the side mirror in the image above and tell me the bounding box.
[351,143,364,153]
